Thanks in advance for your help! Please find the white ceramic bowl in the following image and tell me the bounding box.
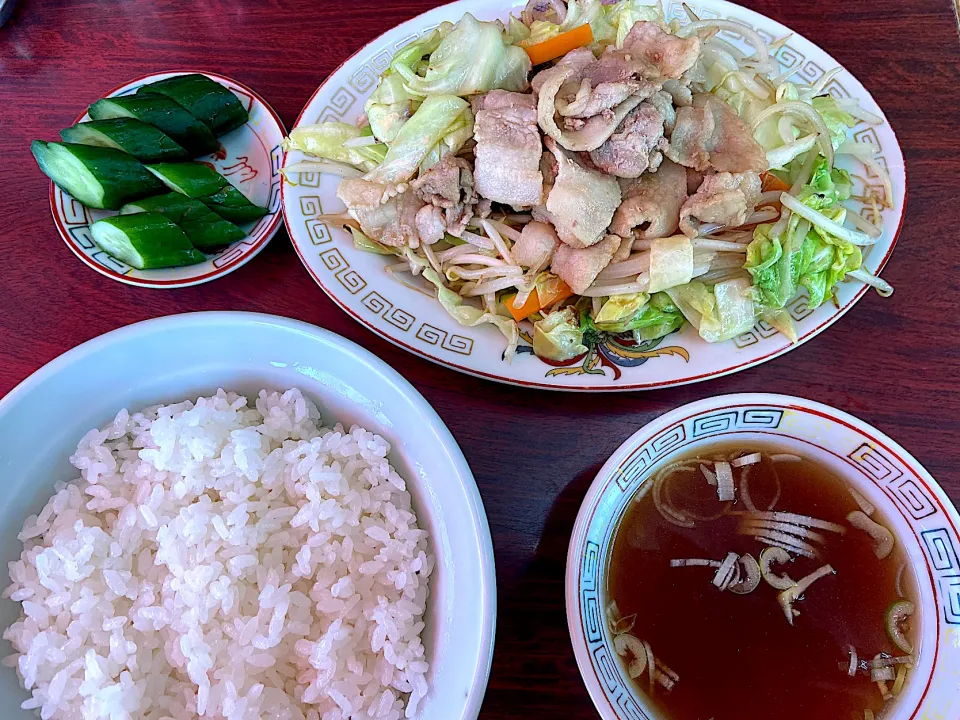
[567,393,960,719]
[0,312,496,719]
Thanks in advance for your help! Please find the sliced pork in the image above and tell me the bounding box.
[648,90,677,135]
[531,47,595,94]
[556,78,657,118]
[550,234,622,294]
[337,178,422,247]
[411,155,477,237]
[579,21,700,86]
[511,221,561,270]
[679,171,762,236]
[666,93,767,173]
[535,50,647,152]
[544,138,622,249]
[589,102,667,178]
[620,21,702,80]
[610,159,687,240]
[473,90,544,208]
[414,205,446,245]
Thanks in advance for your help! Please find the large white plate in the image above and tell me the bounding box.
[282,1,904,390]
[0,312,495,719]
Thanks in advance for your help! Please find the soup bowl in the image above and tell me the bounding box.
[0,312,495,719]
[566,393,960,720]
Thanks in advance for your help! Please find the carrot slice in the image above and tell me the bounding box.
[522,24,594,66]
[761,172,791,193]
[505,278,573,321]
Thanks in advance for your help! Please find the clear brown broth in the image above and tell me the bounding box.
[606,442,919,720]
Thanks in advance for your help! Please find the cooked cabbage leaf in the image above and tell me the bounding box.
[799,155,853,206]
[364,95,471,184]
[396,13,531,96]
[595,293,650,332]
[364,74,423,144]
[533,307,588,361]
[649,234,694,293]
[503,15,531,45]
[633,292,686,341]
[281,123,386,171]
[419,105,474,171]
[666,279,756,343]
[594,291,685,339]
[350,227,396,255]
[745,158,861,311]
[605,0,664,48]
[422,268,520,361]
[812,96,857,151]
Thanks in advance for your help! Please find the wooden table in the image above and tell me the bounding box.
[1,0,959,716]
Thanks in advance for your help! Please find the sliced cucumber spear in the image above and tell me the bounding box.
[121,193,246,250]
[200,186,269,223]
[146,161,227,197]
[138,74,248,135]
[60,118,189,163]
[146,162,268,223]
[90,212,206,269]
[88,93,219,156]
[31,141,163,210]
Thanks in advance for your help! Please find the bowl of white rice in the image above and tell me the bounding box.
[0,312,495,720]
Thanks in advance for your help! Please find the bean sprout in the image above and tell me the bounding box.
[581,278,651,297]
[780,193,875,245]
[752,101,834,169]
[480,219,516,266]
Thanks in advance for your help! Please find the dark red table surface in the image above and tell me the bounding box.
[2,0,960,716]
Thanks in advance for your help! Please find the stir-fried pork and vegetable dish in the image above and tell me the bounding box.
[284,0,894,362]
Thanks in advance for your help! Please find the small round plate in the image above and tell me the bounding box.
[50,71,285,289]
[282,0,905,390]
[567,393,960,719]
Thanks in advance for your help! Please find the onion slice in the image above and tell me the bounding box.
[892,663,908,696]
[716,461,735,502]
[848,487,876,516]
[876,679,893,701]
[771,453,802,463]
[643,640,656,695]
[895,563,907,598]
[871,666,895,682]
[713,552,740,590]
[869,655,913,669]
[739,464,782,513]
[614,633,648,679]
[740,510,846,534]
[739,526,820,558]
[731,453,762,467]
[847,645,858,677]
[759,546,797,590]
[777,564,836,625]
[670,558,722,568]
[728,553,761,595]
[847,511,894,559]
[753,534,816,559]
[740,519,827,543]
[653,466,695,528]
[700,464,717,486]
[885,600,915,654]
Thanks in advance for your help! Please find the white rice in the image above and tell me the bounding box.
[2,389,434,720]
